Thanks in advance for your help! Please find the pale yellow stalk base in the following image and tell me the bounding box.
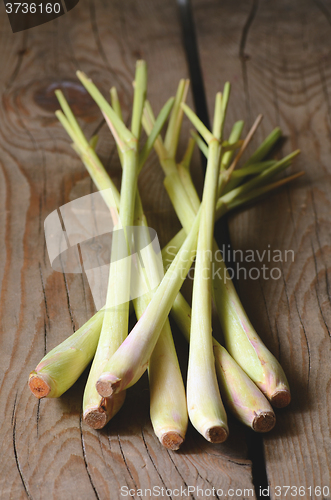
[148,320,188,450]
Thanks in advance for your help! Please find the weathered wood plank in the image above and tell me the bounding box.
[0,1,257,499]
[193,0,331,496]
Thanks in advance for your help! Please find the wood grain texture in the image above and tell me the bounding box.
[193,0,331,497]
[0,1,256,499]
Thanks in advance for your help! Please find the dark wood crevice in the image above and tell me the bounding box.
[79,414,102,500]
[12,393,34,500]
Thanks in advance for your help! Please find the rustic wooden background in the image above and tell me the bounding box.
[0,0,330,499]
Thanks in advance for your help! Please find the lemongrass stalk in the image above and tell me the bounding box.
[184,94,228,443]
[182,105,215,145]
[166,176,291,406]
[213,344,276,432]
[211,257,291,408]
[164,150,293,408]
[110,87,188,448]
[29,307,126,429]
[95,209,201,397]
[52,95,127,427]
[164,79,190,159]
[190,130,209,158]
[140,79,190,181]
[83,228,132,427]
[162,229,187,269]
[148,329,187,449]
[170,292,276,432]
[139,98,175,171]
[126,205,188,448]
[220,83,231,131]
[84,392,127,429]
[29,310,104,399]
[131,61,148,139]
[78,62,146,426]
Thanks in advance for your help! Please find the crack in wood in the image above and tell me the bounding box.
[177,0,210,131]
[165,448,196,500]
[311,188,331,308]
[315,283,331,339]
[239,0,259,123]
[56,205,76,332]
[141,427,172,499]
[12,392,33,500]
[62,271,76,332]
[116,434,142,500]
[245,429,270,500]
[39,264,50,330]
[311,240,331,339]
[36,400,41,438]
[274,320,282,363]
[79,414,101,500]
[294,292,311,385]
[258,278,277,351]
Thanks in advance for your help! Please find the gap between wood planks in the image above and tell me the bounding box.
[177,0,270,498]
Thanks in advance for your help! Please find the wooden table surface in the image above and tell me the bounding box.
[0,0,330,499]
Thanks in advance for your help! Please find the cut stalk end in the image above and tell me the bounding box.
[205,426,229,444]
[84,391,127,429]
[28,372,52,398]
[270,388,291,408]
[96,373,121,397]
[160,431,185,451]
[252,411,276,433]
[84,404,108,429]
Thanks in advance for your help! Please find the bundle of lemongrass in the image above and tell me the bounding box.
[29,61,301,450]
